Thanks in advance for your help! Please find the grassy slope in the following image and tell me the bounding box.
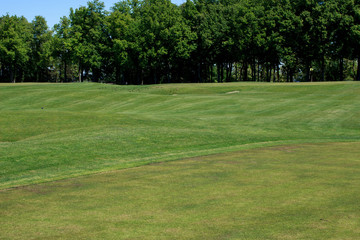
[1,142,360,239]
[0,82,360,189]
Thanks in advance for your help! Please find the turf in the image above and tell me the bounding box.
[1,82,360,239]
[1,142,360,239]
[0,82,360,189]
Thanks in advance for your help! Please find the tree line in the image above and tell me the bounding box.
[1,0,360,84]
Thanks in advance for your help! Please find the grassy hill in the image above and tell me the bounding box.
[0,82,359,189]
[1,82,360,239]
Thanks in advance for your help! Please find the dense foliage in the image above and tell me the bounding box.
[1,0,360,83]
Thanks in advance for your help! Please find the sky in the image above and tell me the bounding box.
[1,0,186,28]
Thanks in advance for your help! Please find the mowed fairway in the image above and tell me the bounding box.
[1,142,360,239]
[1,82,360,239]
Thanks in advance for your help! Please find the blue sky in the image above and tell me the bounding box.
[1,0,186,28]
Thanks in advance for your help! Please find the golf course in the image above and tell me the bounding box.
[1,82,360,239]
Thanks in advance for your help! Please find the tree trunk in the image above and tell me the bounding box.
[204,64,208,83]
[217,63,221,83]
[137,69,142,85]
[121,73,125,85]
[225,63,229,82]
[272,65,276,82]
[357,57,360,81]
[63,61,67,83]
[305,61,310,82]
[228,63,233,82]
[204,63,208,83]
[115,66,121,85]
[0,65,3,82]
[352,59,356,80]
[220,63,223,82]
[197,63,202,83]
[243,61,248,82]
[339,57,344,81]
[10,64,15,83]
[154,69,157,84]
[235,62,240,81]
[84,69,89,82]
[167,62,171,84]
[286,68,289,82]
[251,61,256,81]
[78,62,82,82]
[266,64,271,82]
[239,62,244,81]
[321,55,325,82]
[266,65,269,82]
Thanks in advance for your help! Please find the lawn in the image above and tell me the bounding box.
[1,82,359,189]
[0,82,360,239]
[1,142,360,239]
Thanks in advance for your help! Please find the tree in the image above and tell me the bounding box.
[53,16,73,82]
[233,2,266,82]
[326,0,354,81]
[70,0,109,82]
[134,0,196,84]
[0,15,31,83]
[30,16,53,82]
[2,0,360,84]
[276,0,302,82]
[352,0,360,80]
[108,2,134,84]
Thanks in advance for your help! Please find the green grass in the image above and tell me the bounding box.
[1,82,359,189]
[1,142,360,239]
[0,81,360,239]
